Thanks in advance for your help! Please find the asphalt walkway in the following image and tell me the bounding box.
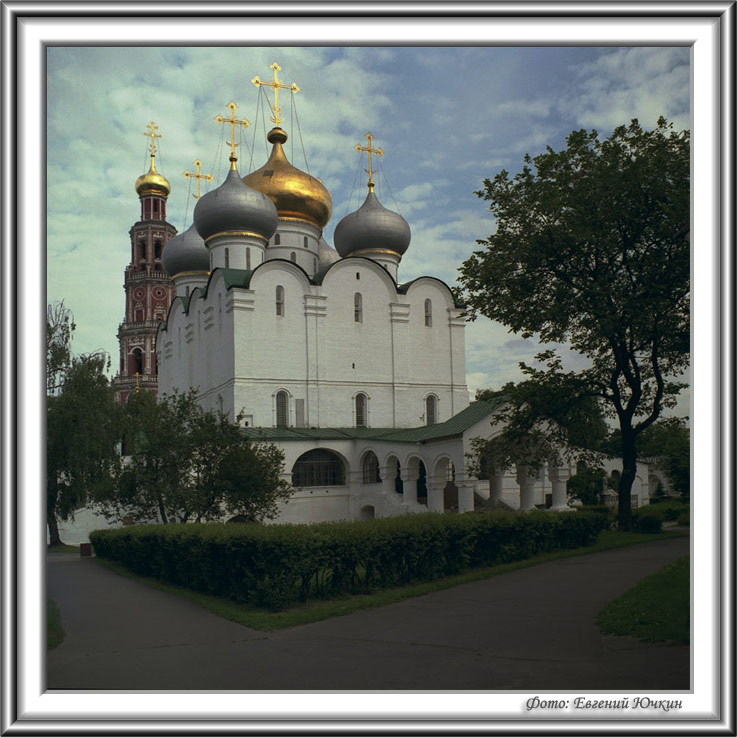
[47,535,690,690]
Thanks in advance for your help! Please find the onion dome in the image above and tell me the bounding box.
[333,190,411,258]
[161,224,209,277]
[318,236,340,267]
[135,158,171,197]
[193,166,279,243]
[243,127,332,228]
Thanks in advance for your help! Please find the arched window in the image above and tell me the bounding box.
[362,451,381,484]
[290,251,296,263]
[274,233,281,245]
[355,392,367,427]
[185,286,190,297]
[276,390,288,427]
[224,247,230,268]
[154,241,162,259]
[303,236,308,248]
[354,292,363,323]
[130,348,143,376]
[246,248,251,269]
[426,395,437,425]
[424,298,432,327]
[276,285,284,316]
[292,449,346,487]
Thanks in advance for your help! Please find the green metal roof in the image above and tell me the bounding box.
[242,398,504,444]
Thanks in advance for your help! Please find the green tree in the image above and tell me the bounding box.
[46,301,75,395]
[459,118,689,530]
[104,391,292,524]
[47,351,121,546]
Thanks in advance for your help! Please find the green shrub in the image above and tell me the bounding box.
[90,511,605,611]
[677,512,690,527]
[632,510,663,534]
[577,505,614,529]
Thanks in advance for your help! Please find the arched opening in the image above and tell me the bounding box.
[129,347,143,376]
[303,236,308,248]
[387,456,402,494]
[276,285,284,316]
[361,451,381,484]
[425,395,437,425]
[154,241,162,259]
[290,251,296,262]
[443,461,458,512]
[417,461,427,505]
[424,298,432,327]
[355,392,367,427]
[354,292,363,323]
[224,247,230,268]
[292,449,346,487]
[360,505,375,521]
[246,248,251,269]
[275,390,288,427]
[274,233,281,245]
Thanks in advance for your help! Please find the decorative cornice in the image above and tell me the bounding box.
[205,231,269,245]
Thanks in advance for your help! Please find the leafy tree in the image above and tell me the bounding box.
[46,301,75,395]
[47,351,121,546]
[459,118,689,530]
[103,391,292,524]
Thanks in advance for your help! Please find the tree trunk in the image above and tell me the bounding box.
[618,426,638,532]
[157,495,169,524]
[47,513,63,547]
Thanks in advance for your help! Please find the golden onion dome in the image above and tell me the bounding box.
[242,127,332,228]
[135,157,171,197]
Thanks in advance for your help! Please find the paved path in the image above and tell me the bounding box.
[47,536,689,690]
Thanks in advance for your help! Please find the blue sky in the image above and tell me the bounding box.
[46,45,690,411]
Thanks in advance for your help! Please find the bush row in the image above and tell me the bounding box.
[90,512,607,610]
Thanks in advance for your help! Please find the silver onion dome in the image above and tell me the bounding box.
[161,224,209,277]
[317,236,340,267]
[193,167,279,243]
[333,190,411,258]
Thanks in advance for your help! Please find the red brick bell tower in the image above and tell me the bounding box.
[112,121,177,404]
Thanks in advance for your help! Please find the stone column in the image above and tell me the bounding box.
[427,481,445,512]
[516,463,538,512]
[457,481,475,514]
[547,463,572,512]
[401,469,418,506]
[380,465,396,498]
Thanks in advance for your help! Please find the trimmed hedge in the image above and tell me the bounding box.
[90,511,607,610]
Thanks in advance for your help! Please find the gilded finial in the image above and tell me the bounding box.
[355,132,384,192]
[143,121,162,170]
[251,62,299,127]
[182,159,213,199]
[214,102,249,169]
[134,371,140,393]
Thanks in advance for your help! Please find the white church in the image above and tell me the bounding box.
[124,66,648,526]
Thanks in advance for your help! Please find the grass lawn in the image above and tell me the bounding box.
[47,597,65,650]
[94,528,687,631]
[48,544,80,554]
[597,555,690,645]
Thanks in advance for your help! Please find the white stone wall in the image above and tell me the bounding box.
[157,255,469,430]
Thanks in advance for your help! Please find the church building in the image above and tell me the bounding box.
[113,64,651,524]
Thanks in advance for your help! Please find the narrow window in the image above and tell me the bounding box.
[290,251,296,263]
[224,247,230,268]
[424,298,432,327]
[354,292,363,323]
[185,286,190,297]
[356,272,360,280]
[274,233,281,245]
[426,395,437,425]
[276,391,288,427]
[246,248,251,269]
[303,236,308,248]
[276,285,284,316]
[153,199,159,213]
[355,393,367,427]
[154,241,162,259]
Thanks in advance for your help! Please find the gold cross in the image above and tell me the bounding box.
[251,62,299,127]
[143,121,162,156]
[214,102,250,165]
[182,159,213,200]
[355,132,384,191]
[134,372,140,393]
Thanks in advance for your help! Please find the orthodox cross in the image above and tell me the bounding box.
[134,372,140,393]
[251,62,299,127]
[214,102,250,163]
[143,121,162,160]
[182,159,213,199]
[355,132,384,191]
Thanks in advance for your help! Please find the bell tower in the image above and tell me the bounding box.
[112,121,177,404]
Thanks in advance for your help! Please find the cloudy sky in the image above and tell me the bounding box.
[46,45,690,410]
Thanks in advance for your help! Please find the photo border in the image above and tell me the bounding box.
[2,2,733,734]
